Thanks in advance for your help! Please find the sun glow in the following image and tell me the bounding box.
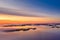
[0,13,60,24]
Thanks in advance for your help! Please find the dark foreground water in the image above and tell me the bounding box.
[0,25,60,40]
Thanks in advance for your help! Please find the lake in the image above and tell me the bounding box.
[0,25,60,40]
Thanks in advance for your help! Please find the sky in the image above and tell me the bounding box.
[0,0,60,23]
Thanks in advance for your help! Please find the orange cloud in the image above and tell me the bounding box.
[0,14,60,24]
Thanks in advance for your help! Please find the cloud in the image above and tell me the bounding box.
[0,7,46,17]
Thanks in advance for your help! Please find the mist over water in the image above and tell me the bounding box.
[0,25,60,40]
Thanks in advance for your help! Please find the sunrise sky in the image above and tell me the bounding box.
[0,0,60,24]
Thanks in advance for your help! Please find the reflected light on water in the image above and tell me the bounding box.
[0,26,60,40]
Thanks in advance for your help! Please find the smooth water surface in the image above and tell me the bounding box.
[0,25,60,40]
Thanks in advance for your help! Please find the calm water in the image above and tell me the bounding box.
[0,25,60,40]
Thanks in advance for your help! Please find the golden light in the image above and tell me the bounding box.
[0,13,60,24]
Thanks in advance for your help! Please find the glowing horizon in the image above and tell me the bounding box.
[0,14,60,24]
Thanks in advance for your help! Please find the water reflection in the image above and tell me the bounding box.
[0,26,60,40]
[3,28,36,32]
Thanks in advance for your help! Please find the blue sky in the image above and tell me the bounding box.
[0,0,60,17]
